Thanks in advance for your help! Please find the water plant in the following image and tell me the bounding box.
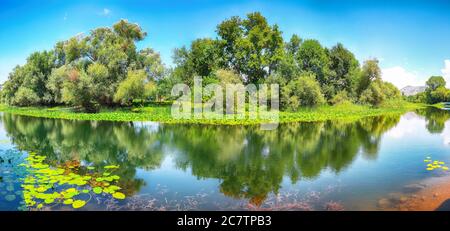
[17,151,126,210]
[424,156,449,171]
[0,101,424,125]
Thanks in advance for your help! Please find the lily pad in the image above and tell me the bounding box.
[93,187,102,194]
[112,192,126,200]
[72,200,86,209]
[63,199,74,205]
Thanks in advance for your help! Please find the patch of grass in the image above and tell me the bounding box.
[0,100,426,125]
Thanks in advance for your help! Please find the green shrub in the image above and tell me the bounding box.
[282,73,325,110]
[329,91,352,105]
[114,70,147,106]
[359,81,385,106]
[13,87,40,106]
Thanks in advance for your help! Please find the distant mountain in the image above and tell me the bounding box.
[401,86,426,96]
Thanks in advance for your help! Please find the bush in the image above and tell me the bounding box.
[62,70,99,112]
[405,92,426,103]
[282,73,325,110]
[382,82,401,98]
[87,63,114,104]
[114,70,147,106]
[12,87,40,106]
[359,81,385,106]
[47,66,68,104]
[359,81,401,106]
[428,86,450,104]
[329,91,351,105]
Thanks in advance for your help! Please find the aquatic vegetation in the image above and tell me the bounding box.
[1,151,128,210]
[424,156,449,171]
[0,101,425,125]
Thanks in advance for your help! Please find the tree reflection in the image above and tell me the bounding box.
[164,116,400,206]
[415,107,450,134]
[1,113,403,206]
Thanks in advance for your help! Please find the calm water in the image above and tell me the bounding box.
[1,107,450,211]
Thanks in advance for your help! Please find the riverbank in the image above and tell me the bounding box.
[377,175,450,211]
[0,100,427,125]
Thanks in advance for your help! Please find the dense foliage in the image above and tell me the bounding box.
[1,20,164,112]
[1,12,401,112]
[406,76,450,104]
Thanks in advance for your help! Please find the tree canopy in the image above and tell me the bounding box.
[1,13,401,111]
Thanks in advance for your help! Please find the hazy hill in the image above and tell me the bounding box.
[401,86,426,96]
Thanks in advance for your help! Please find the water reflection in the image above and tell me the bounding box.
[415,107,450,134]
[1,110,421,207]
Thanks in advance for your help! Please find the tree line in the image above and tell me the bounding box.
[0,12,401,112]
[406,76,450,104]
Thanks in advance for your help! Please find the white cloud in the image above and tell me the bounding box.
[442,60,450,87]
[385,112,425,139]
[100,8,111,16]
[381,66,423,89]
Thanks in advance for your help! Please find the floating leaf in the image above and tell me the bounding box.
[72,200,86,209]
[93,187,102,194]
[112,192,125,200]
[63,199,74,205]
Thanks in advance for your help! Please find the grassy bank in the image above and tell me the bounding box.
[0,100,426,125]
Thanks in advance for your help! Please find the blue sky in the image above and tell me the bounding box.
[1,0,450,88]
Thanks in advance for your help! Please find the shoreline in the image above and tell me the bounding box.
[378,175,450,211]
[0,102,427,125]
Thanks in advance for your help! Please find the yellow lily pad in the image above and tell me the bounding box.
[72,200,86,209]
[112,192,126,200]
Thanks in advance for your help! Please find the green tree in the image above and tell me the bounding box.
[328,43,360,97]
[113,19,147,41]
[172,38,221,85]
[47,65,69,104]
[276,34,302,82]
[358,59,381,94]
[114,70,148,106]
[429,86,450,104]
[87,63,113,104]
[135,48,165,81]
[62,69,98,112]
[426,76,446,91]
[155,71,183,101]
[216,12,284,84]
[424,76,448,104]
[359,81,385,106]
[12,87,40,106]
[330,90,352,105]
[297,40,329,84]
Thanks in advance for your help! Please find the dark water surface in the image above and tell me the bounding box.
[1,107,450,211]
